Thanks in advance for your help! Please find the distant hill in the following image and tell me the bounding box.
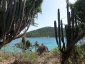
[26,27,55,37]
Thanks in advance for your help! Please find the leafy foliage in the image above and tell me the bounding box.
[72,43,85,63]
[77,43,85,56]
[72,0,85,23]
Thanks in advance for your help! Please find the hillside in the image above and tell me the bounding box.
[26,27,55,37]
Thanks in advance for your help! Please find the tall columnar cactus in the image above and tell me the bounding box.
[0,0,43,48]
[54,0,85,64]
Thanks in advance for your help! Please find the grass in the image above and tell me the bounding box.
[0,51,38,64]
[50,48,60,56]
[21,52,38,62]
[0,48,60,64]
[1,43,85,64]
[0,51,11,59]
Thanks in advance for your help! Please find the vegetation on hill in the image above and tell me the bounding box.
[26,27,55,37]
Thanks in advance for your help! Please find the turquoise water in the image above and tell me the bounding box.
[1,37,57,52]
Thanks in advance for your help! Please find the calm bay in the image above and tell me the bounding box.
[1,37,57,52]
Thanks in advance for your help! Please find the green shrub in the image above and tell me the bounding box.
[21,52,38,63]
[51,48,60,56]
[22,37,27,43]
[28,52,38,62]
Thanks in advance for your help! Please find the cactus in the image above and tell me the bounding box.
[0,0,43,48]
[54,0,84,64]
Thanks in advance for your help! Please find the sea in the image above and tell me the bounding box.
[1,37,57,53]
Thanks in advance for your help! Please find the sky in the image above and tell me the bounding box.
[28,0,77,31]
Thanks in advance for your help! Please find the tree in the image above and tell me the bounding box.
[0,0,43,48]
[71,0,85,23]
[72,0,85,43]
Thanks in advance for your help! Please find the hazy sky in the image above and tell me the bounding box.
[28,0,77,31]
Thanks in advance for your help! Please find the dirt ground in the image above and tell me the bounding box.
[0,51,60,64]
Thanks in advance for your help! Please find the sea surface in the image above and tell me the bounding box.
[1,37,57,53]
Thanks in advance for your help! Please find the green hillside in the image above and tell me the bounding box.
[26,27,55,37]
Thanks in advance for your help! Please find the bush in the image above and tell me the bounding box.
[51,48,60,56]
[21,52,38,63]
[22,37,27,43]
[77,43,85,63]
